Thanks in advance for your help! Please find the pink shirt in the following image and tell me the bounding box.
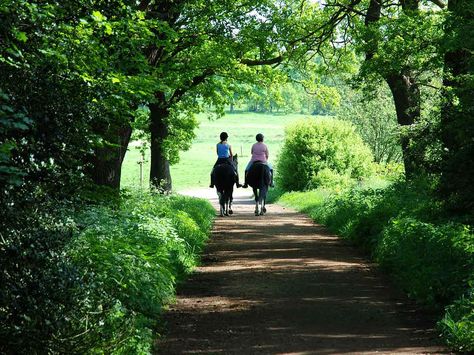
[250,142,269,162]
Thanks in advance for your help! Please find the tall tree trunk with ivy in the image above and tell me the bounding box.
[149,92,172,191]
[439,0,474,212]
[385,71,420,177]
[364,0,421,178]
[88,122,132,190]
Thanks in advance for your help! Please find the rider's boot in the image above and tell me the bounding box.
[242,171,249,188]
[209,171,214,188]
[235,173,242,188]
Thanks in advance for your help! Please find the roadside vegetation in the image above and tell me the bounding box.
[1,191,214,353]
[270,118,474,352]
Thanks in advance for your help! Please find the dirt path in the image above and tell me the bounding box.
[156,189,446,354]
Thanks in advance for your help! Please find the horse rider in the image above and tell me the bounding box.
[242,133,274,188]
[209,132,241,188]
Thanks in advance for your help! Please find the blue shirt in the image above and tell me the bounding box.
[217,143,230,158]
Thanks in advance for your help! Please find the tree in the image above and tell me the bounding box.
[0,1,158,192]
[137,0,286,191]
[359,0,444,177]
[136,0,362,191]
[439,0,474,213]
[337,83,402,163]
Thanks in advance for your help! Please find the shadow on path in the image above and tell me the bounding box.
[156,189,446,354]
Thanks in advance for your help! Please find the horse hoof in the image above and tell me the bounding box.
[262,206,267,213]
[229,210,233,215]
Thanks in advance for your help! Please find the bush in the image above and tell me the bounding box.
[304,179,440,252]
[0,198,93,354]
[277,118,374,191]
[275,179,474,352]
[0,192,215,354]
[68,192,215,353]
[376,219,474,308]
[439,287,474,353]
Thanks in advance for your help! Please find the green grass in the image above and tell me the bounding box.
[121,112,314,190]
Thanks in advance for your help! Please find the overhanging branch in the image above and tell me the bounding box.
[240,56,284,66]
[168,68,215,105]
[429,0,446,8]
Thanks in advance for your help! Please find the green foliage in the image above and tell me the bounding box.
[438,0,474,215]
[68,193,214,353]
[376,219,474,307]
[305,179,442,252]
[277,118,374,191]
[0,198,88,353]
[439,287,474,353]
[0,91,30,185]
[275,178,474,351]
[0,192,215,353]
[337,83,402,163]
[357,8,444,82]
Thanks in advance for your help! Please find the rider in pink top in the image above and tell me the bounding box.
[243,133,274,188]
[250,141,269,164]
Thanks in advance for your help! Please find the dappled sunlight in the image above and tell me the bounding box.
[172,296,263,314]
[157,189,445,354]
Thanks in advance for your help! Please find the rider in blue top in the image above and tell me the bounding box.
[210,132,241,188]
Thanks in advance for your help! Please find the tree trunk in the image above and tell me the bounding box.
[439,0,474,212]
[89,123,132,190]
[386,72,420,178]
[364,0,421,178]
[149,92,172,192]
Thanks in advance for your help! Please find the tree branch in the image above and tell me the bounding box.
[240,56,284,66]
[138,0,151,11]
[428,0,446,8]
[168,69,215,105]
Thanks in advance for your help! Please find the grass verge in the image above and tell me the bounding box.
[122,112,312,190]
[68,192,215,354]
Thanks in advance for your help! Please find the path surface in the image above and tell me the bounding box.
[156,189,446,354]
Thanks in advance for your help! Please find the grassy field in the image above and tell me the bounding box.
[122,112,314,190]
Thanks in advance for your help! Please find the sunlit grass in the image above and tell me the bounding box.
[122,111,316,190]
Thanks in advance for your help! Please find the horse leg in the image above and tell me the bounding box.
[253,187,260,216]
[261,185,268,214]
[228,194,233,215]
[217,191,225,217]
[223,192,229,216]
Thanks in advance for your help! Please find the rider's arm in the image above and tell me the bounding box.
[229,145,233,160]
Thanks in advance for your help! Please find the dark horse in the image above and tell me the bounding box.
[214,155,238,217]
[246,162,271,216]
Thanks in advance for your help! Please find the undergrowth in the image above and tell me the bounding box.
[1,191,215,354]
[275,179,474,352]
